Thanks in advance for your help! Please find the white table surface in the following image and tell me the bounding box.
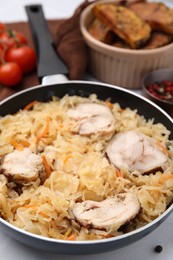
[1,0,173,259]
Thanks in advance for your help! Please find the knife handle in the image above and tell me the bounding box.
[25,5,68,82]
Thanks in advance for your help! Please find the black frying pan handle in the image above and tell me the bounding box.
[25,5,68,82]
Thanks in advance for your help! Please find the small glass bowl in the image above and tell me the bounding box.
[142,69,173,117]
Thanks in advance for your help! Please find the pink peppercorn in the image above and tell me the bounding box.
[146,80,173,103]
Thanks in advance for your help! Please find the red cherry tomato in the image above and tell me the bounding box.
[15,31,27,45]
[0,22,6,34]
[0,31,15,49]
[0,62,22,87]
[6,46,37,74]
[0,47,3,61]
[0,30,27,49]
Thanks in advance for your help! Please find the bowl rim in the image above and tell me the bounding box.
[80,0,173,56]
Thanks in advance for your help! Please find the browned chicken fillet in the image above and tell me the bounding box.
[112,32,172,49]
[88,18,114,44]
[112,40,130,49]
[92,4,151,49]
[142,32,173,49]
[129,2,173,34]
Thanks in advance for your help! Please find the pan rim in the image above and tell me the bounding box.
[0,79,173,247]
[0,197,172,245]
[0,79,173,124]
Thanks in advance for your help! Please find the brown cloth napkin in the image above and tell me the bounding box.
[55,0,93,80]
[0,0,92,101]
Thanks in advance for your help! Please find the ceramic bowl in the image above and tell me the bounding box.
[80,0,173,89]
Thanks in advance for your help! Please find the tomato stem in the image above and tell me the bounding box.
[8,29,21,48]
[8,29,15,38]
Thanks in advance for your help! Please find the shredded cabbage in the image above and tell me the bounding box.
[0,94,173,241]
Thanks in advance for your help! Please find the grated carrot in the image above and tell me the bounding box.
[63,154,73,164]
[65,234,76,241]
[149,190,161,198]
[159,173,173,183]
[38,211,49,218]
[156,141,170,157]
[20,140,30,147]
[116,168,121,177]
[64,228,72,238]
[36,116,51,143]
[9,138,24,151]
[58,123,63,128]
[24,204,40,209]
[42,155,52,178]
[57,124,64,133]
[105,99,114,109]
[23,100,38,111]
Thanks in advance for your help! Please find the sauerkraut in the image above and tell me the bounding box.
[0,94,173,241]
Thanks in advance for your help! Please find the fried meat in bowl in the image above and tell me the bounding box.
[80,0,173,88]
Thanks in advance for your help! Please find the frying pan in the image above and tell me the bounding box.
[0,4,173,255]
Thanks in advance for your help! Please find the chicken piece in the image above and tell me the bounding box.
[88,18,114,44]
[129,2,173,34]
[106,130,169,174]
[71,192,140,231]
[67,103,115,136]
[92,4,151,49]
[0,148,46,184]
[112,39,130,49]
[112,32,173,50]
[142,32,173,49]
